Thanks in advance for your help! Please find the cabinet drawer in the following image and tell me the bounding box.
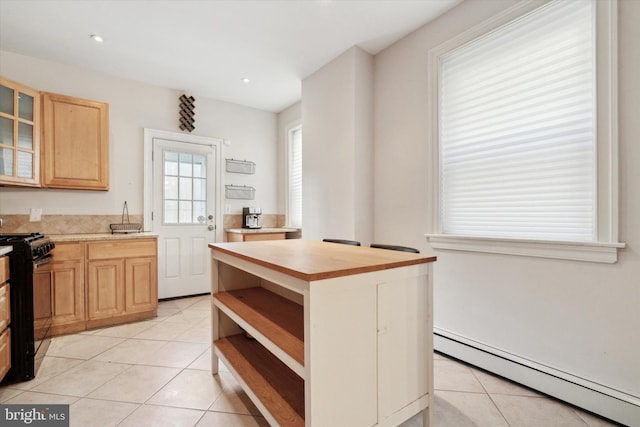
[243,233,286,242]
[0,327,10,381]
[0,284,9,330]
[0,256,8,284]
[52,241,84,261]
[87,239,156,260]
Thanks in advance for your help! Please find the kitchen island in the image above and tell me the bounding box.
[209,239,436,427]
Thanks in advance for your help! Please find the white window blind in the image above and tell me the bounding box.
[439,0,596,242]
[288,125,302,228]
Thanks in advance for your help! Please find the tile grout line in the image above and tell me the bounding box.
[115,297,232,427]
[469,365,513,427]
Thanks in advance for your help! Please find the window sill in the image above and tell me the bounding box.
[425,234,626,264]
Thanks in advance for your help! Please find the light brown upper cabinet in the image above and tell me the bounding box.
[42,92,109,190]
[0,77,41,187]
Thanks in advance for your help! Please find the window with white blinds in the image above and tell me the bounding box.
[428,0,622,262]
[287,124,302,228]
[439,0,596,242]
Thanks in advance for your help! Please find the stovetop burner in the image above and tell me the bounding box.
[0,232,45,243]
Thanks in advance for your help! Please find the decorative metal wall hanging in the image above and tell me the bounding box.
[179,94,195,132]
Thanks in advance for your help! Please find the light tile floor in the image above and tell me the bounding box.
[0,295,622,427]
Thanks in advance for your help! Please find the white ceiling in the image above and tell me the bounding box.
[0,0,461,112]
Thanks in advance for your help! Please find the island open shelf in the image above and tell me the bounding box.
[210,239,436,427]
[213,287,304,375]
[215,334,305,427]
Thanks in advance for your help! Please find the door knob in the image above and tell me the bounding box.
[208,225,215,231]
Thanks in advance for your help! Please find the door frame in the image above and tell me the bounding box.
[143,128,225,244]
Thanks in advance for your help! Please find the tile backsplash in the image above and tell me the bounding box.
[0,214,144,235]
[0,214,286,234]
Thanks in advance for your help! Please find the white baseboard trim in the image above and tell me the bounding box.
[434,329,638,427]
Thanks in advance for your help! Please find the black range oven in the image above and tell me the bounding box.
[0,232,55,382]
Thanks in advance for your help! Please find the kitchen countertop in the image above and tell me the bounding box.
[225,227,299,234]
[210,239,435,281]
[49,232,159,242]
[0,246,12,256]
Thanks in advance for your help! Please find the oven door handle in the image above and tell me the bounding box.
[33,255,52,269]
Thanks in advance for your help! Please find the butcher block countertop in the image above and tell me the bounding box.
[209,239,436,281]
[49,232,158,242]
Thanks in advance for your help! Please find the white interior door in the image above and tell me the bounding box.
[152,137,217,299]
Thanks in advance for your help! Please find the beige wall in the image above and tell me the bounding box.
[301,46,374,244]
[0,50,278,218]
[373,0,639,423]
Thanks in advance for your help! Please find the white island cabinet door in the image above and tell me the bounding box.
[377,273,431,424]
[305,275,378,427]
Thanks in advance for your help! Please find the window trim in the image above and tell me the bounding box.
[426,0,624,263]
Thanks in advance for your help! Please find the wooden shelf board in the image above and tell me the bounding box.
[214,287,304,366]
[215,334,305,427]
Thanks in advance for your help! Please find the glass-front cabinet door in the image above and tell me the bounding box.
[0,77,40,187]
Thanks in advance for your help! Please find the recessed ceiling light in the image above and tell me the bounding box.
[90,34,104,43]
[241,78,250,83]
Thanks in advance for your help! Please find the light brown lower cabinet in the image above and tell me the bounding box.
[226,232,286,242]
[85,239,157,329]
[42,238,158,335]
[125,257,157,313]
[87,258,125,321]
[0,255,10,380]
[34,242,86,335]
[0,328,10,381]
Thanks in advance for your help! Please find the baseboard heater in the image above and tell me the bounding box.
[434,328,638,426]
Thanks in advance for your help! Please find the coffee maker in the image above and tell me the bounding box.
[242,207,262,229]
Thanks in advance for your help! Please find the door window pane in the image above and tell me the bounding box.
[193,154,206,178]
[0,116,14,146]
[163,149,208,224]
[164,176,178,199]
[193,201,206,223]
[179,153,193,177]
[164,151,179,175]
[18,92,34,121]
[164,200,178,223]
[18,122,33,150]
[179,177,192,200]
[179,201,192,223]
[193,178,206,201]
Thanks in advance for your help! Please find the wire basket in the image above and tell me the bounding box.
[225,185,255,200]
[110,201,142,234]
[226,158,256,174]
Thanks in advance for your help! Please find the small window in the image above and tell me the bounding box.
[287,124,302,228]
[163,150,207,224]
